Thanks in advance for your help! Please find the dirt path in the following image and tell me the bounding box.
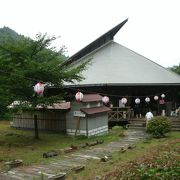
[1,129,146,180]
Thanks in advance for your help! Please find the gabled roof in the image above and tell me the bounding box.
[64,18,128,66]
[82,94,102,102]
[81,106,110,115]
[65,19,180,86]
[67,41,180,85]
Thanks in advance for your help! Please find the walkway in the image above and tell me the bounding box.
[1,129,146,180]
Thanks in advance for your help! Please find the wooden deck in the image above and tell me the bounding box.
[108,107,180,130]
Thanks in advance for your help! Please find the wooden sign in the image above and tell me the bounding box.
[73,111,86,117]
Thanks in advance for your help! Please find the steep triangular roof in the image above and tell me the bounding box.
[66,20,180,86]
[67,41,180,86]
[64,18,128,66]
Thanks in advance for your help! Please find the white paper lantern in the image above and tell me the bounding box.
[75,91,83,102]
[161,94,165,99]
[154,96,159,101]
[135,98,140,104]
[34,82,44,95]
[121,97,127,105]
[102,96,109,104]
[145,97,150,103]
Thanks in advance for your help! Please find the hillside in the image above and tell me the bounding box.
[0,26,68,60]
[0,26,24,44]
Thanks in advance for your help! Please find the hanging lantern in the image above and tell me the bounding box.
[102,96,109,104]
[121,97,127,105]
[34,82,44,95]
[135,98,140,104]
[154,96,159,101]
[75,91,83,102]
[161,94,165,99]
[145,97,150,103]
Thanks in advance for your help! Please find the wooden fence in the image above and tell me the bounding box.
[108,107,133,121]
[12,110,66,131]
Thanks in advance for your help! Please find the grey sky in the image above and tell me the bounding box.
[0,0,179,67]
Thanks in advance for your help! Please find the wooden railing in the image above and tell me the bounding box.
[108,107,133,121]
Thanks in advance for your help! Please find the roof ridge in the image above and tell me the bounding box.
[62,19,128,67]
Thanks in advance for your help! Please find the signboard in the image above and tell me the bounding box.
[73,111,86,117]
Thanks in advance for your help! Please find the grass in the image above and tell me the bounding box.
[0,121,124,172]
[67,132,180,180]
[0,120,179,180]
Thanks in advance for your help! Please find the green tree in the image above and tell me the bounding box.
[170,63,180,75]
[0,33,89,138]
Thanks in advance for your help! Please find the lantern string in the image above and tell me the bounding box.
[0,69,170,98]
[64,86,170,98]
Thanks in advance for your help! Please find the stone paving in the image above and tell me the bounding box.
[0,129,147,180]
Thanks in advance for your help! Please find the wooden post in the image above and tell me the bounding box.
[86,117,88,137]
[75,117,80,136]
[34,114,39,139]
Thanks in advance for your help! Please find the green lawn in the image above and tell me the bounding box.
[0,121,123,171]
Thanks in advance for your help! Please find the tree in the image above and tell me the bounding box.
[0,33,89,138]
[169,63,180,75]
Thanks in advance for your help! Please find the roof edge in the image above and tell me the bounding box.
[62,18,128,67]
[65,83,180,87]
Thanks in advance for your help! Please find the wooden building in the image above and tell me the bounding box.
[63,19,180,116]
[66,94,110,136]
[12,102,70,132]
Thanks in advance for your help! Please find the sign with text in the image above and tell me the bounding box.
[73,111,86,117]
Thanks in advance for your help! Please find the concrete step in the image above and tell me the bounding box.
[171,123,180,126]
[171,128,180,131]
[129,123,144,127]
[129,121,144,124]
[171,125,180,128]
[128,126,145,130]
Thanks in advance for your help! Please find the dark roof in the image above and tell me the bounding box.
[81,106,110,115]
[64,18,128,66]
[82,94,102,102]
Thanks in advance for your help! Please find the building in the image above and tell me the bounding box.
[66,94,110,136]
[64,19,180,116]
[11,102,70,132]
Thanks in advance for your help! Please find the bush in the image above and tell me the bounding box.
[146,116,171,138]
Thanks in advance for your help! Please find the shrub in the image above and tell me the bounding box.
[146,116,171,138]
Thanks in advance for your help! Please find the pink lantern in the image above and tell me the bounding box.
[102,96,109,104]
[34,82,44,95]
[121,97,127,105]
[145,97,150,103]
[154,96,159,101]
[161,94,165,99]
[135,98,140,104]
[75,91,83,102]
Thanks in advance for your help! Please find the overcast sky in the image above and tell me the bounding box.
[0,0,180,67]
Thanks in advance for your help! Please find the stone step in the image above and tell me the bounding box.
[171,128,180,131]
[6,170,34,180]
[171,125,180,128]
[128,126,146,130]
[129,119,145,122]
[171,123,180,127]
[71,154,100,160]
[128,124,145,128]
